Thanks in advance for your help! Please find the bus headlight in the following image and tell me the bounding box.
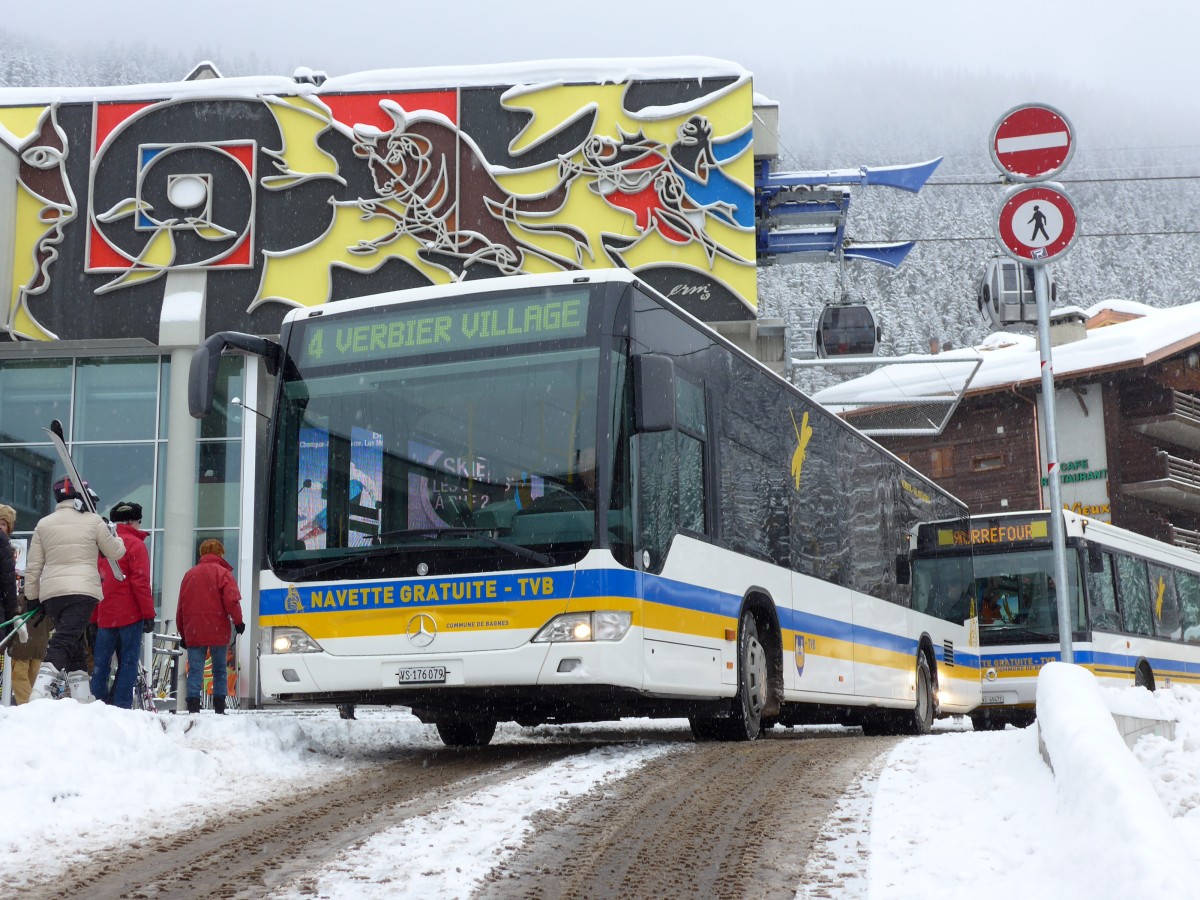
[264,627,324,654]
[532,611,632,643]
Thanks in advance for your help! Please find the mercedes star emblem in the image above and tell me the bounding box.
[407,613,437,648]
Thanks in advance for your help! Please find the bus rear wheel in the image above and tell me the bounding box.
[1134,663,1155,692]
[970,712,1005,732]
[689,717,725,741]
[435,717,497,747]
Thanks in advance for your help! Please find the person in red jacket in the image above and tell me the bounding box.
[176,539,243,714]
[91,501,155,708]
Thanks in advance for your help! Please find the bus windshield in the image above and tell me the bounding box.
[972,548,1084,643]
[913,546,1083,641]
[268,292,608,579]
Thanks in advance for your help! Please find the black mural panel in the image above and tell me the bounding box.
[459,86,597,170]
[622,78,738,114]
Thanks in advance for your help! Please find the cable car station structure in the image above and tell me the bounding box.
[750,102,940,363]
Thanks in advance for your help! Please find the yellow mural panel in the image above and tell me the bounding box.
[1,63,759,341]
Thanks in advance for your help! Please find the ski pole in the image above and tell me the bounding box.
[0,609,36,653]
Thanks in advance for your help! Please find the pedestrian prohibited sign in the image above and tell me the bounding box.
[994,184,1079,266]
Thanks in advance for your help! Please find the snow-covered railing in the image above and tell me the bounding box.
[1165,454,1200,490]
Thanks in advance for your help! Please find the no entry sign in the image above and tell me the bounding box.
[990,103,1074,182]
[995,184,1079,265]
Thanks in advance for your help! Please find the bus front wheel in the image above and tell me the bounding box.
[901,654,935,736]
[728,611,767,740]
[435,718,497,747]
[689,611,766,742]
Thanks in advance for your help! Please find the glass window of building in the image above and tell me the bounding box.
[73,356,159,442]
[0,359,72,443]
[0,353,247,618]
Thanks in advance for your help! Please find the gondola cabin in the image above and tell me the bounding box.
[816,303,881,358]
[977,256,1057,329]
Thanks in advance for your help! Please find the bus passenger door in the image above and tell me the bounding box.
[634,361,726,697]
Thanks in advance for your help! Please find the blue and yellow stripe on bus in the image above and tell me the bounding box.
[260,567,977,675]
[982,647,1200,686]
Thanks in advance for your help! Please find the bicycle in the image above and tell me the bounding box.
[135,632,183,713]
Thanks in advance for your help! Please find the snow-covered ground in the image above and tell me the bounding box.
[1,663,1197,898]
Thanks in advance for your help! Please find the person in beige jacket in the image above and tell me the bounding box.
[24,476,125,702]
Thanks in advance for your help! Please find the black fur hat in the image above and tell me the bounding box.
[109,501,143,523]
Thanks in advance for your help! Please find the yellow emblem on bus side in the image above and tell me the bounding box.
[285,584,304,613]
[789,409,812,491]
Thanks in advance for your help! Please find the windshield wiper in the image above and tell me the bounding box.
[281,544,411,579]
[375,527,555,567]
[283,528,555,579]
[980,623,1062,643]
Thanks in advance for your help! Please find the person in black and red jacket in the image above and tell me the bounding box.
[90,501,154,708]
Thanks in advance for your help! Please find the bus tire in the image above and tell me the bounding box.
[970,712,1003,732]
[1134,663,1155,692]
[900,653,934,736]
[689,716,724,741]
[435,718,497,747]
[728,611,767,741]
[860,713,894,736]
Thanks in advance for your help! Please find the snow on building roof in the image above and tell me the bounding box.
[813,299,1200,408]
[0,57,749,105]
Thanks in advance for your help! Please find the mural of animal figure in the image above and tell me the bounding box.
[562,117,751,267]
[669,114,753,229]
[350,101,590,278]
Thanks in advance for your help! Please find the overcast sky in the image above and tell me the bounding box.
[2,0,1196,102]
[3,0,1198,166]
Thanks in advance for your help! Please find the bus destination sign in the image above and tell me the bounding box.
[298,290,590,367]
[934,516,1049,548]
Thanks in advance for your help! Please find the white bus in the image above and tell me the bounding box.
[190,269,980,744]
[912,509,1200,730]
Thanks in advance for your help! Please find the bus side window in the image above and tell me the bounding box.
[638,431,678,570]
[1086,549,1121,632]
[1176,571,1200,643]
[1147,563,1183,641]
[1115,555,1154,636]
[675,377,707,535]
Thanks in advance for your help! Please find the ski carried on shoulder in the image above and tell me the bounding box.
[45,419,125,580]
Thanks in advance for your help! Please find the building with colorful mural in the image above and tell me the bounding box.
[0,57,762,699]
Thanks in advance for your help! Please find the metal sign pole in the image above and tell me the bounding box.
[1033,266,1074,663]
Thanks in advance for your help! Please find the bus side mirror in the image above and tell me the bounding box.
[189,331,282,419]
[896,555,911,585]
[1087,544,1104,574]
[633,354,675,433]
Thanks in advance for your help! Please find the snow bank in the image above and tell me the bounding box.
[1036,662,1199,896]
[0,701,331,877]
